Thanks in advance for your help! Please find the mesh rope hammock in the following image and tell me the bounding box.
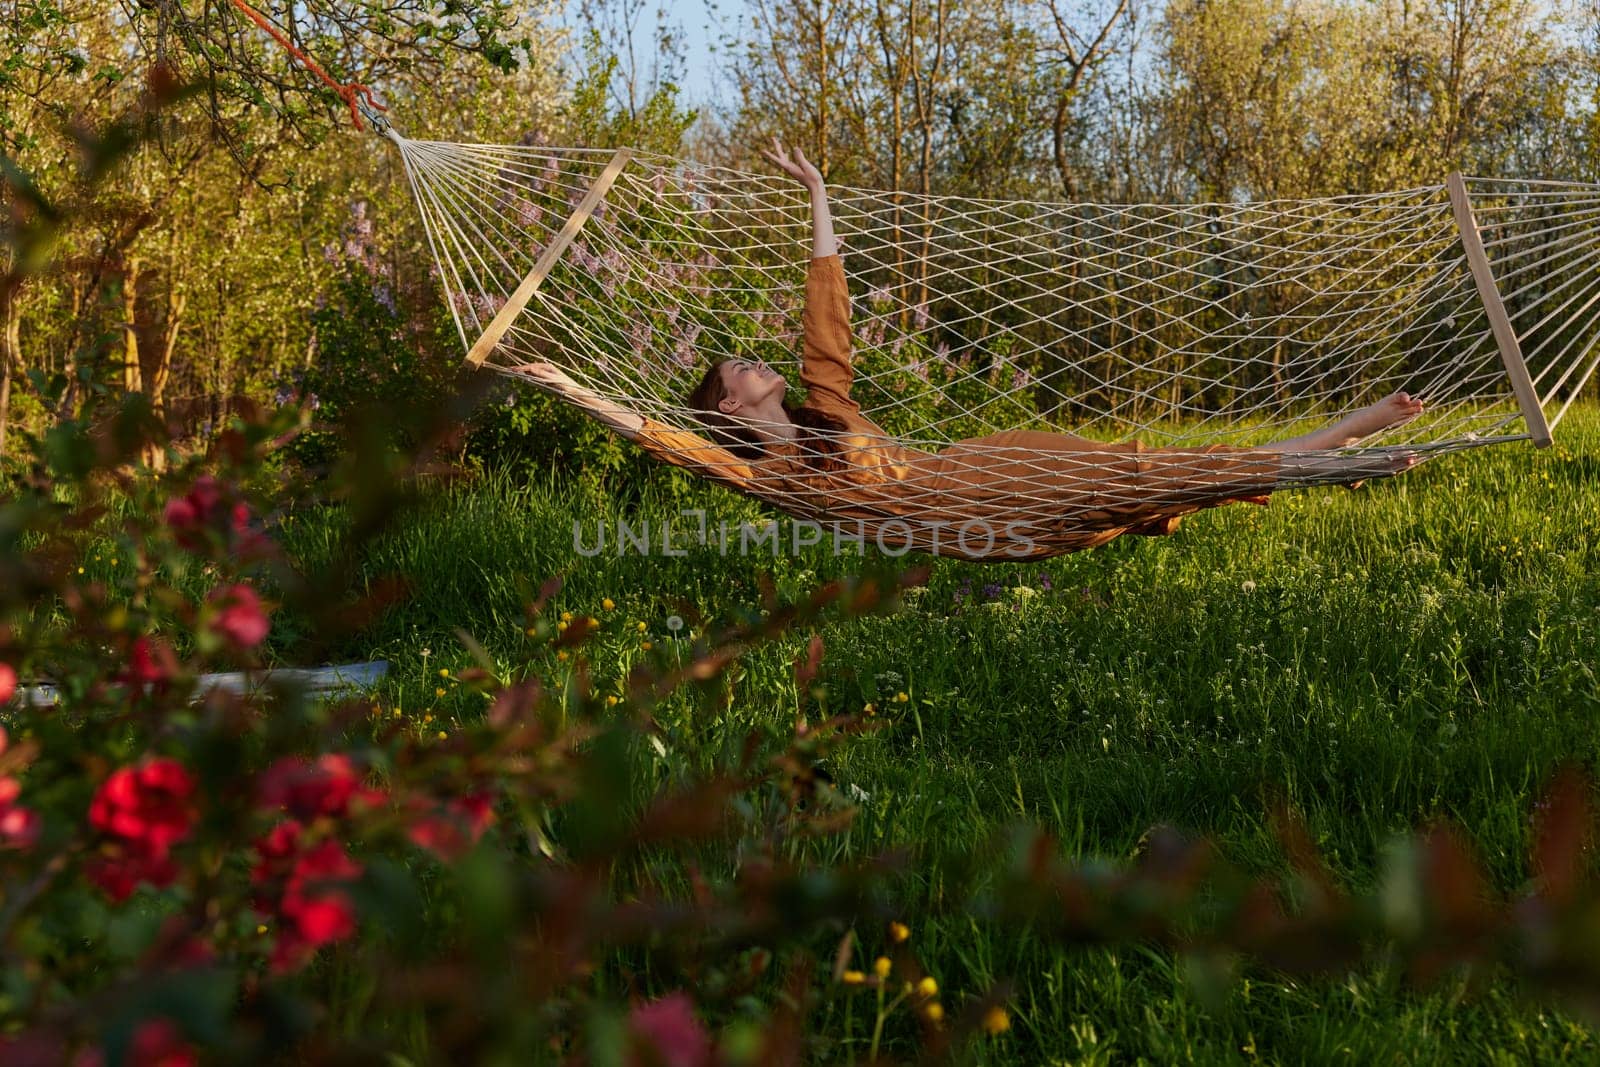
[375,128,1597,560]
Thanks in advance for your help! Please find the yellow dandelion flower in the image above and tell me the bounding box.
[982,1006,1010,1034]
[895,691,908,703]
[842,970,865,985]
[917,977,938,997]
[557,620,569,632]
[641,641,652,650]
[605,695,619,706]
[392,709,402,719]
[423,714,434,724]
[863,702,877,716]
[435,687,446,697]
[436,731,447,740]
[924,1003,944,1022]
[873,956,891,979]
[586,615,599,627]
[602,597,616,611]
[636,621,647,632]
[76,566,84,574]
[438,668,449,677]
[111,559,118,565]
[557,650,569,661]
[256,924,268,935]
[525,627,537,636]
[561,610,573,622]
[889,921,909,943]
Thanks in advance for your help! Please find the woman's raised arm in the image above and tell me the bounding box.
[761,138,857,416]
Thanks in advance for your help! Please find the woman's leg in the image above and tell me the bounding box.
[1260,389,1425,483]
[1260,390,1425,451]
[924,387,1427,516]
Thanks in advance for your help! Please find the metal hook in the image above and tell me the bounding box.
[357,98,393,138]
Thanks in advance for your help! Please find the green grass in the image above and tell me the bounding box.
[271,404,1600,1064]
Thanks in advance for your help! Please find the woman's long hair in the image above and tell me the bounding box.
[686,358,850,473]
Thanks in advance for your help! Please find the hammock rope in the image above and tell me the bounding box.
[396,145,1594,418]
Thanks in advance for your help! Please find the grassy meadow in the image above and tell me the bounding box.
[263,404,1600,1064]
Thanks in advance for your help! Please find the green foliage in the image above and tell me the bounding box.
[285,207,459,471]
[562,27,698,154]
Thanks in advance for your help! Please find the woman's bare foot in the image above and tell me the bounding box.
[1342,390,1425,439]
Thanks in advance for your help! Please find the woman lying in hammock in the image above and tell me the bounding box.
[515,139,1424,561]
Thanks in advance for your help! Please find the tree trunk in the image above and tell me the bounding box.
[0,280,19,461]
[141,282,185,471]
[122,256,144,396]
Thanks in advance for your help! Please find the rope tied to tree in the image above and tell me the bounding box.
[226,0,388,133]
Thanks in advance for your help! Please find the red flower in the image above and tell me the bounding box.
[85,759,197,901]
[282,889,357,944]
[117,635,179,693]
[127,1017,197,1067]
[253,818,303,870]
[287,836,363,888]
[0,661,16,704]
[163,474,222,529]
[408,790,497,861]
[163,475,238,538]
[85,847,179,903]
[164,474,275,560]
[252,824,364,973]
[206,583,270,648]
[140,916,218,972]
[89,759,196,851]
[257,753,383,820]
[626,992,713,1067]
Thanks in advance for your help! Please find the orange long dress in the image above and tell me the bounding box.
[632,253,1280,562]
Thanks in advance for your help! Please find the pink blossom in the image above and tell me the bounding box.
[0,771,39,850]
[629,321,655,355]
[163,475,273,559]
[205,583,270,648]
[626,992,712,1067]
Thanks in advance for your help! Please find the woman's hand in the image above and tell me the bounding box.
[760,136,824,192]
[513,359,574,391]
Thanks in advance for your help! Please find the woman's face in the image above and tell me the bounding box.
[717,358,785,414]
